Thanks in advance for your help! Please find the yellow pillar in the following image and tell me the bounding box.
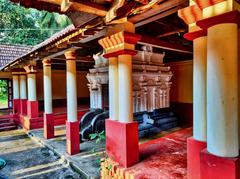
[207,23,238,157]
[108,57,119,120]
[193,36,207,142]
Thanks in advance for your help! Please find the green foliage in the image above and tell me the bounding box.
[89,131,106,144]
[0,0,72,45]
[0,80,8,100]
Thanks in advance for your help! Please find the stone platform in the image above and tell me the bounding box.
[28,126,191,179]
[28,126,105,179]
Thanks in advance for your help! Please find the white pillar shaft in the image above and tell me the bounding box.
[20,75,27,99]
[207,23,238,157]
[27,73,37,101]
[109,57,119,120]
[66,60,78,122]
[118,55,133,123]
[12,75,19,99]
[193,36,207,142]
[43,65,52,114]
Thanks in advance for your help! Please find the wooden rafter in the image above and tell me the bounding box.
[138,35,192,54]
[156,28,186,38]
[129,0,188,23]
[38,0,107,16]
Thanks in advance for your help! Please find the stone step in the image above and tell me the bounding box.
[0,118,13,123]
[0,125,17,132]
[0,121,15,128]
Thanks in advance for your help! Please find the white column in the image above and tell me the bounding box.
[43,61,53,114]
[193,36,207,142]
[20,74,27,99]
[207,23,238,157]
[118,55,133,123]
[27,73,37,101]
[12,75,19,99]
[109,57,119,120]
[66,58,78,122]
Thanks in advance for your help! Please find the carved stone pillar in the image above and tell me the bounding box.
[64,49,80,155]
[12,72,20,114]
[98,21,141,168]
[43,59,54,139]
[25,65,39,119]
[19,73,27,115]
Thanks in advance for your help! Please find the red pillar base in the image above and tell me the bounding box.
[13,99,20,114]
[20,99,27,115]
[187,137,207,179]
[66,121,80,155]
[106,119,139,168]
[200,149,240,179]
[44,113,54,139]
[27,100,39,118]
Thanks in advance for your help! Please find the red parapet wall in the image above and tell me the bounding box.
[18,109,89,130]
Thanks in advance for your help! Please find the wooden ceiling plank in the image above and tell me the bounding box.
[38,0,107,16]
[129,0,187,23]
[135,6,180,27]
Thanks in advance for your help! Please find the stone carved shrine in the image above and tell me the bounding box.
[87,46,173,112]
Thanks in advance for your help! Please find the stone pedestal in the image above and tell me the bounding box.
[66,121,80,155]
[44,113,54,139]
[20,99,27,115]
[106,119,139,168]
[27,100,39,119]
[13,99,20,115]
[187,137,207,179]
[200,149,240,179]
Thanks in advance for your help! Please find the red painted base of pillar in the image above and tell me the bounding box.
[44,113,54,139]
[27,100,39,118]
[187,137,207,179]
[106,119,139,168]
[200,149,240,179]
[20,99,27,115]
[13,99,20,114]
[66,121,80,155]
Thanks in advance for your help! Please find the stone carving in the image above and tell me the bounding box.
[87,47,173,112]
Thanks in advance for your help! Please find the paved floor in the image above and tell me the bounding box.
[30,126,105,179]
[125,128,192,179]
[0,129,81,179]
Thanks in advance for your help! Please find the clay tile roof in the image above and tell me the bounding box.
[32,24,76,51]
[0,24,76,71]
[0,44,32,67]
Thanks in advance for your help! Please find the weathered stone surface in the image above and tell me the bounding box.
[0,129,80,179]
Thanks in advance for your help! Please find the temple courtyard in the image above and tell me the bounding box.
[0,0,240,179]
[0,125,191,179]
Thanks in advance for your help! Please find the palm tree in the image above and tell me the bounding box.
[40,12,72,35]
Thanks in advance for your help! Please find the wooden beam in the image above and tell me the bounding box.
[138,35,192,54]
[156,28,186,38]
[129,0,187,24]
[134,6,180,27]
[38,0,107,16]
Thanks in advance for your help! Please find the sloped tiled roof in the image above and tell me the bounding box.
[0,44,32,67]
[0,25,76,70]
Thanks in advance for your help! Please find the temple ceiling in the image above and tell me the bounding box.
[5,0,193,71]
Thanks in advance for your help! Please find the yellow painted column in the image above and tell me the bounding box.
[193,36,207,142]
[20,74,27,100]
[65,50,78,123]
[12,75,19,100]
[108,57,119,121]
[207,23,238,157]
[118,54,133,123]
[43,59,53,114]
[27,73,37,101]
